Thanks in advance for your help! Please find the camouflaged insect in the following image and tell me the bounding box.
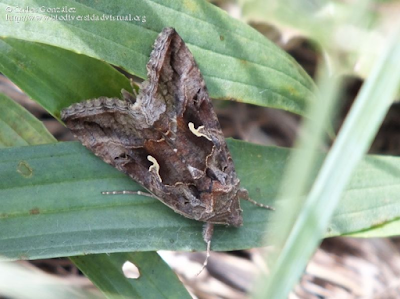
[61,27,273,271]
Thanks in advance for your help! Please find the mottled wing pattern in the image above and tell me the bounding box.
[61,28,243,227]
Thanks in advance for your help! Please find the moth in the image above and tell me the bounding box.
[61,27,273,271]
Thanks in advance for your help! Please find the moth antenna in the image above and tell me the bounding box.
[197,223,214,276]
[101,190,156,199]
[238,188,275,210]
[244,197,275,210]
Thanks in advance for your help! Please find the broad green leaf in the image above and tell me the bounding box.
[71,253,190,299]
[0,38,131,118]
[1,141,400,260]
[0,93,56,147]
[0,94,190,298]
[0,0,316,114]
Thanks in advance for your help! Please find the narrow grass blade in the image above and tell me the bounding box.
[254,22,400,299]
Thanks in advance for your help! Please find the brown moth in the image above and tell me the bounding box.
[61,27,273,271]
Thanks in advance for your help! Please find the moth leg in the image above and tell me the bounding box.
[101,190,157,199]
[238,188,275,210]
[197,222,214,276]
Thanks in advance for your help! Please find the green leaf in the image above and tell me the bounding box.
[0,93,56,147]
[0,0,316,114]
[1,141,400,260]
[346,219,400,238]
[71,253,190,299]
[0,38,131,119]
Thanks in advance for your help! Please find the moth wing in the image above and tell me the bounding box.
[61,97,162,190]
[138,27,237,185]
[136,28,242,225]
[61,28,243,225]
